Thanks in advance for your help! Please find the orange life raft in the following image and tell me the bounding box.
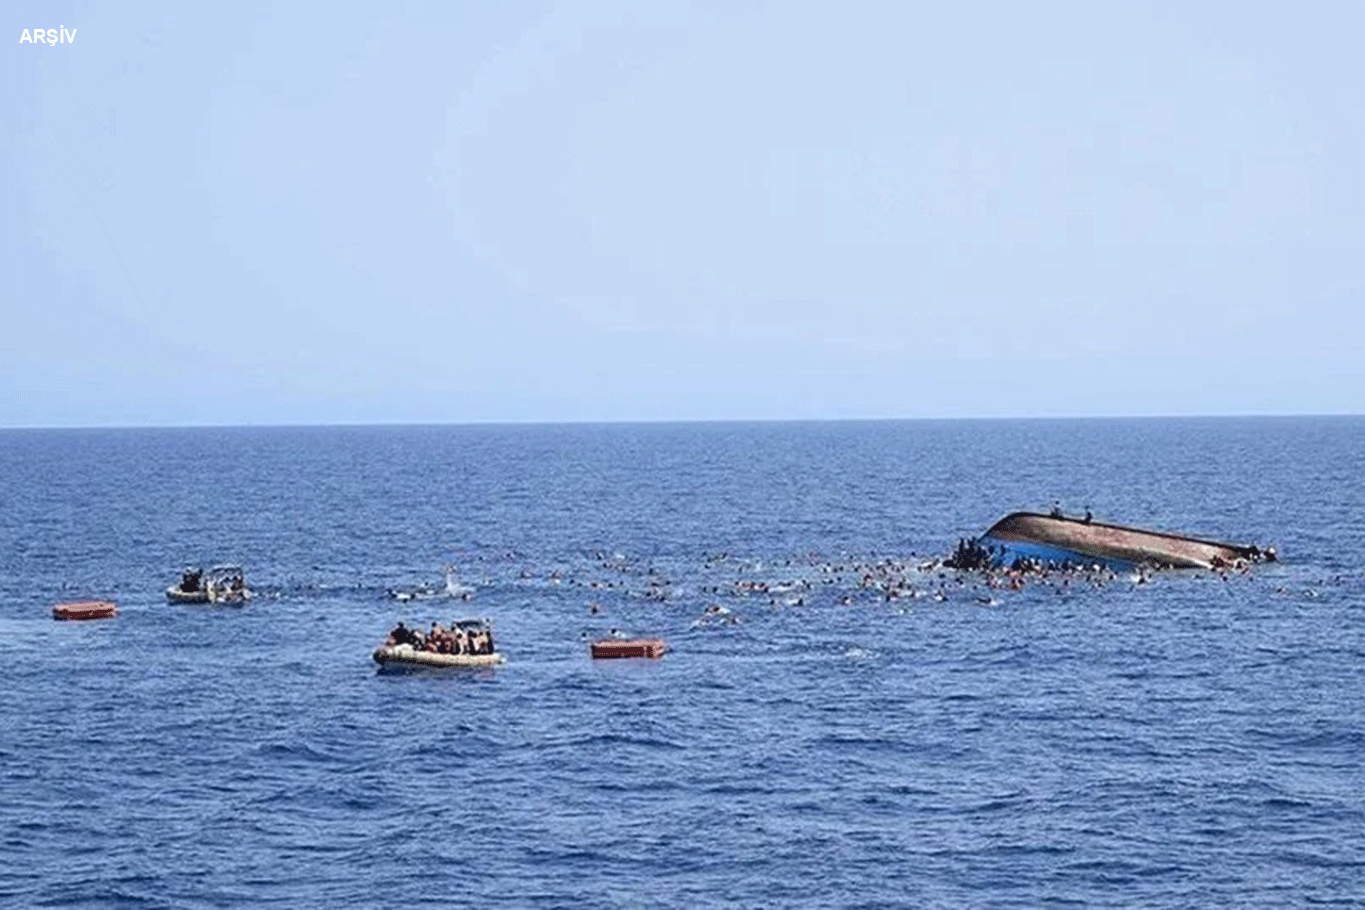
[590,638,667,659]
[52,601,118,621]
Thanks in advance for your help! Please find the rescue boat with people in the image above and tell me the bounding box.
[166,565,251,604]
[372,617,505,672]
[951,511,1276,571]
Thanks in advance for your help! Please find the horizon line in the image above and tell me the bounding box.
[2,411,1361,432]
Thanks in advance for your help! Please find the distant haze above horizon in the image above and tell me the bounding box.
[6,1,1364,428]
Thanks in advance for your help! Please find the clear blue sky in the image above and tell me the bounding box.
[5,1,1363,427]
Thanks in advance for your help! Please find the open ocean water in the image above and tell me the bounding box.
[1,417,1363,908]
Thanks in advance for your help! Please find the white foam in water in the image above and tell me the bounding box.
[443,564,475,597]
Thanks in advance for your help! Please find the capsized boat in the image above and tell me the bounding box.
[958,511,1275,571]
[372,617,504,672]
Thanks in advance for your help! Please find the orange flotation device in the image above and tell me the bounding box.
[52,601,118,621]
[590,637,667,659]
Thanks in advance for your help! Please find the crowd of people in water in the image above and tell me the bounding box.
[385,621,496,655]
[373,515,1292,655]
[944,537,1001,571]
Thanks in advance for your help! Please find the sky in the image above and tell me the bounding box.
[4,1,1364,427]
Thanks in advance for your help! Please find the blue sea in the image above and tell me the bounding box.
[2,417,1363,908]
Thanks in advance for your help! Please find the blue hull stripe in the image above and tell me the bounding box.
[979,535,1139,571]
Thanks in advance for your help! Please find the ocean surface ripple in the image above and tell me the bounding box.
[1,418,1363,907]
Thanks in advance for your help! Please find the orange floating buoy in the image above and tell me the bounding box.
[590,637,667,659]
[52,601,118,621]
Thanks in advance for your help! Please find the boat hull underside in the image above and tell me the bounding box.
[980,512,1257,570]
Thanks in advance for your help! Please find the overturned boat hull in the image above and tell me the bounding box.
[979,512,1268,570]
[372,644,505,672]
